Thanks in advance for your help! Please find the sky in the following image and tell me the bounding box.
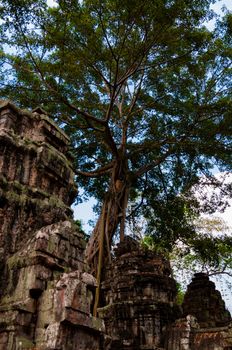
[207,0,232,29]
[47,0,232,13]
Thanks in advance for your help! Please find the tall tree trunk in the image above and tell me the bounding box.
[85,158,129,276]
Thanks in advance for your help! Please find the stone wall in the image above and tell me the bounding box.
[165,316,232,350]
[0,220,105,349]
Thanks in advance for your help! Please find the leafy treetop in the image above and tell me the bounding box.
[0,0,231,274]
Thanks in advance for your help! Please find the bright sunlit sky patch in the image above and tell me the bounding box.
[47,0,232,13]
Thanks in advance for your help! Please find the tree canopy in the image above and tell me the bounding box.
[0,0,232,277]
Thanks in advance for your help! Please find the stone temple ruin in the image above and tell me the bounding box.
[0,100,231,350]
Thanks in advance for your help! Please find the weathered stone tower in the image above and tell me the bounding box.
[165,273,232,350]
[99,237,181,349]
[0,101,104,349]
[183,272,231,328]
[0,100,75,263]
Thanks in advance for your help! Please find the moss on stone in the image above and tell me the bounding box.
[1,179,71,213]
[91,316,105,331]
[0,295,14,306]
[7,255,24,270]
[39,113,70,142]
[16,336,35,349]
[5,191,28,205]
[7,129,39,151]
[0,100,69,143]
[41,142,74,171]
[97,303,114,314]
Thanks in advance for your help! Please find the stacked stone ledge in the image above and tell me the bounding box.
[99,244,232,350]
[0,101,104,349]
[182,272,231,328]
[99,237,181,350]
[165,273,232,350]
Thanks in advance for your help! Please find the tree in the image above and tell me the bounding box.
[170,216,232,274]
[170,216,232,300]
[0,0,231,280]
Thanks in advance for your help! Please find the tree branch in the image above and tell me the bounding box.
[135,148,174,178]
[76,161,115,178]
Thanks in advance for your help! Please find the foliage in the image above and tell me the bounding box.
[176,283,185,305]
[142,215,232,300]
[170,216,232,287]
[0,0,232,270]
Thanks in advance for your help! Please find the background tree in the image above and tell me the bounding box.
[172,216,232,276]
[170,216,232,307]
[0,0,231,280]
